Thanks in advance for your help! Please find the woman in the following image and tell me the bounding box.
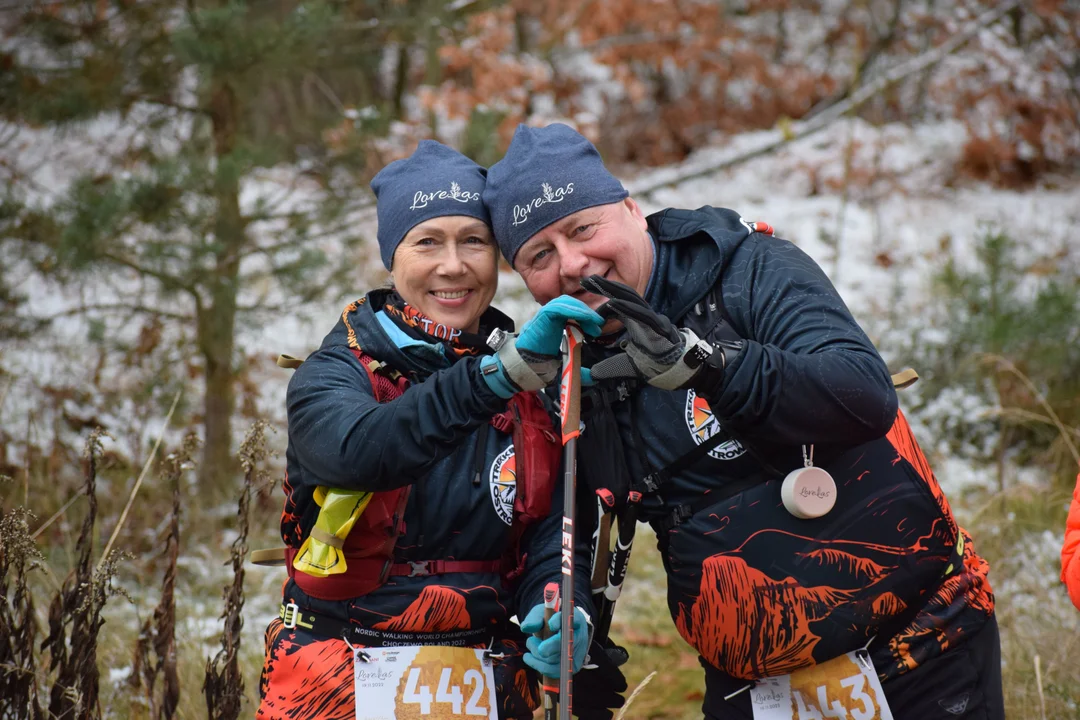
[257,141,602,719]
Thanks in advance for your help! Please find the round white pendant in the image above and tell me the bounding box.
[781,466,837,519]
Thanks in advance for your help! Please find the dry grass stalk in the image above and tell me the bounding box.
[615,670,657,720]
[41,428,124,720]
[204,420,270,720]
[31,491,84,541]
[0,374,13,417]
[131,432,199,720]
[1034,654,1047,720]
[99,390,183,571]
[980,353,1080,466]
[22,411,33,506]
[0,506,47,719]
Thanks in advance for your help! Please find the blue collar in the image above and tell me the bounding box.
[375,310,451,365]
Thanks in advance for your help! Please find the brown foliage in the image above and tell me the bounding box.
[0,505,47,720]
[203,420,271,720]
[405,0,1079,186]
[951,1,1080,188]
[130,433,199,720]
[40,429,125,720]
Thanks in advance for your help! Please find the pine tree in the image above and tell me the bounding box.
[0,0,389,491]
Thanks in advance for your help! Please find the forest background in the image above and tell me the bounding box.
[1,0,1079,717]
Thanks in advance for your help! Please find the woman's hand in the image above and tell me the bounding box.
[517,295,605,356]
[520,604,592,677]
[481,296,603,396]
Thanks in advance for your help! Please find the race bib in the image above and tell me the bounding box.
[750,650,894,720]
[352,645,498,720]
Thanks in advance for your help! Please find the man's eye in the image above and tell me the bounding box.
[533,248,551,263]
[572,224,592,237]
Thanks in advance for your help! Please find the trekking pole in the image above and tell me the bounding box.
[557,322,585,719]
[590,489,615,626]
[596,490,641,645]
[540,582,561,720]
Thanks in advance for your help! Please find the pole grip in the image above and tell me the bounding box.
[541,582,560,720]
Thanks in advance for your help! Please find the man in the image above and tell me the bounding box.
[482,123,1004,719]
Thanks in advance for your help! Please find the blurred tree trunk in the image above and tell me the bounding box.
[199,77,244,489]
[392,43,410,120]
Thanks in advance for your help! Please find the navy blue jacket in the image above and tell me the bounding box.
[281,289,592,636]
[580,207,994,682]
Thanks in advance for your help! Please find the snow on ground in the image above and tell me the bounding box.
[6,116,1079,650]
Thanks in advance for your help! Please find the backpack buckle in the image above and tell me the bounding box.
[281,601,300,630]
[407,560,431,577]
[669,504,695,527]
[642,472,661,493]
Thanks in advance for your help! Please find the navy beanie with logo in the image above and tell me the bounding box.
[371,140,490,270]
[483,124,628,267]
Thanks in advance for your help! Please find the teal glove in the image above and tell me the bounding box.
[520,604,592,677]
[518,296,604,356]
[480,296,603,397]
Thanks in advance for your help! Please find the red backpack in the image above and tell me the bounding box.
[276,348,560,601]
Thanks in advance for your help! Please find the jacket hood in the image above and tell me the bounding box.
[644,206,757,321]
[318,288,513,377]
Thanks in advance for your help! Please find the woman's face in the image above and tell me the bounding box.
[391,216,498,335]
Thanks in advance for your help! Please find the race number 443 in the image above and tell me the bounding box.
[750,650,895,720]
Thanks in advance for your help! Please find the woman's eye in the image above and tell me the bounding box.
[465,236,490,244]
[416,238,435,246]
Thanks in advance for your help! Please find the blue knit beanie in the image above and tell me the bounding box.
[370,140,490,270]
[483,124,628,267]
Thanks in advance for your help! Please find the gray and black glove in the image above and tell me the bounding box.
[572,638,629,720]
[581,275,733,393]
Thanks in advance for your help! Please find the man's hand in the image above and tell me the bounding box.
[580,275,705,390]
[572,638,629,720]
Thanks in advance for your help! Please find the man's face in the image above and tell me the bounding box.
[513,198,653,318]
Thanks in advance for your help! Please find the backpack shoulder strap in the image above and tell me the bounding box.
[891,368,919,390]
[348,347,408,402]
[277,354,305,369]
[683,283,745,344]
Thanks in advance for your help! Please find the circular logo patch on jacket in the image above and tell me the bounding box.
[489,445,516,525]
[685,389,746,461]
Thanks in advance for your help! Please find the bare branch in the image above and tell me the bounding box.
[98,251,200,296]
[551,30,690,57]
[305,73,346,115]
[62,302,193,322]
[804,0,907,121]
[125,94,210,116]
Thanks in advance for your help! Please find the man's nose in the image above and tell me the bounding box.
[558,245,589,282]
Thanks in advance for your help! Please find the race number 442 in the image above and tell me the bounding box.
[353,646,498,720]
[402,665,490,716]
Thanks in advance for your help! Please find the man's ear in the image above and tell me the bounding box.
[624,196,648,231]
